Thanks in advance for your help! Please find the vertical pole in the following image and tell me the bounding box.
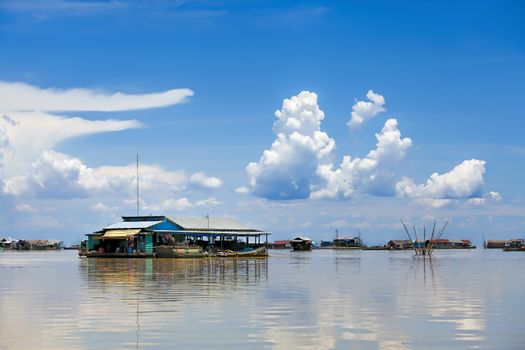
[136,154,139,216]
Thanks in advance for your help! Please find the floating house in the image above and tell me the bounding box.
[10,239,63,250]
[485,239,524,249]
[320,240,333,248]
[271,240,291,249]
[84,215,270,258]
[425,239,475,249]
[0,237,17,249]
[386,240,414,250]
[503,238,525,251]
[333,236,362,249]
[290,236,312,251]
[484,240,509,248]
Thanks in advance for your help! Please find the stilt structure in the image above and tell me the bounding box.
[400,219,449,257]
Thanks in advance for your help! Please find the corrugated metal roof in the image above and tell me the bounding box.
[171,217,260,231]
[104,220,162,230]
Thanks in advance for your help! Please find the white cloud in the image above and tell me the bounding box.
[190,172,223,190]
[152,197,194,211]
[0,81,193,112]
[234,186,249,195]
[195,197,222,206]
[347,90,386,128]
[326,219,352,228]
[0,122,9,185]
[246,91,335,200]
[313,118,412,198]
[147,196,221,212]
[89,202,119,213]
[3,150,187,199]
[396,159,486,200]
[0,112,141,177]
[15,203,38,213]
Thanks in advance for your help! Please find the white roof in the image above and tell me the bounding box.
[104,220,163,230]
[291,236,312,242]
[171,217,258,231]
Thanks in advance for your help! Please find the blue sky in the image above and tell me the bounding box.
[0,0,524,244]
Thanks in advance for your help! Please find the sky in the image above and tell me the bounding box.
[0,0,524,244]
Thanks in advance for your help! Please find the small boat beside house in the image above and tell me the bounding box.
[156,244,207,258]
[290,236,312,251]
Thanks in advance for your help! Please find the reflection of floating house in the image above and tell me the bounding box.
[333,236,362,249]
[271,240,291,249]
[425,239,475,249]
[290,236,312,251]
[386,240,414,250]
[84,216,270,258]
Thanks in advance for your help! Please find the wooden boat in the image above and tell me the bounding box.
[156,245,207,258]
[216,246,268,257]
[362,246,388,250]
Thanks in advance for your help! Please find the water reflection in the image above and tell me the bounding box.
[1,250,523,349]
[75,257,269,349]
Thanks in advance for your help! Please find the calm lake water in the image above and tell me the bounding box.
[0,249,523,349]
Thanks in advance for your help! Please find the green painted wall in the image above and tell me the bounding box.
[87,237,99,250]
[145,235,153,254]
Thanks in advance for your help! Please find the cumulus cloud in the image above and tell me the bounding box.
[395,160,500,207]
[3,150,187,199]
[147,196,221,211]
[89,202,119,213]
[234,186,249,195]
[0,112,141,177]
[313,118,412,198]
[0,122,9,184]
[15,203,38,213]
[347,90,386,128]
[0,81,193,112]
[244,90,497,207]
[190,172,223,190]
[246,91,335,200]
[396,159,486,200]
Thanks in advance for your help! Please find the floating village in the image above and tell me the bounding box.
[2,216,524,256]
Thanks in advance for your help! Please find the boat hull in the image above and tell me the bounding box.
[217,246,268,257]
[156,246,207,258]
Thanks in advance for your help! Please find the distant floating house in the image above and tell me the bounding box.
[290,236,312,251]
[386,240,414,250]
[333,236,362,249]
[0,237,17,249]
[320,240,333,248]
[271,240,291,249]
[84,215,270,258]
[485,239,524,249]
[11,239,63,250]
[425,239,475,249]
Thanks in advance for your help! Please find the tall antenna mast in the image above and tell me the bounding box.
[136,154,139,216]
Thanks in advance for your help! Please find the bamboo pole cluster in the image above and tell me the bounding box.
[400,219,449,257]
